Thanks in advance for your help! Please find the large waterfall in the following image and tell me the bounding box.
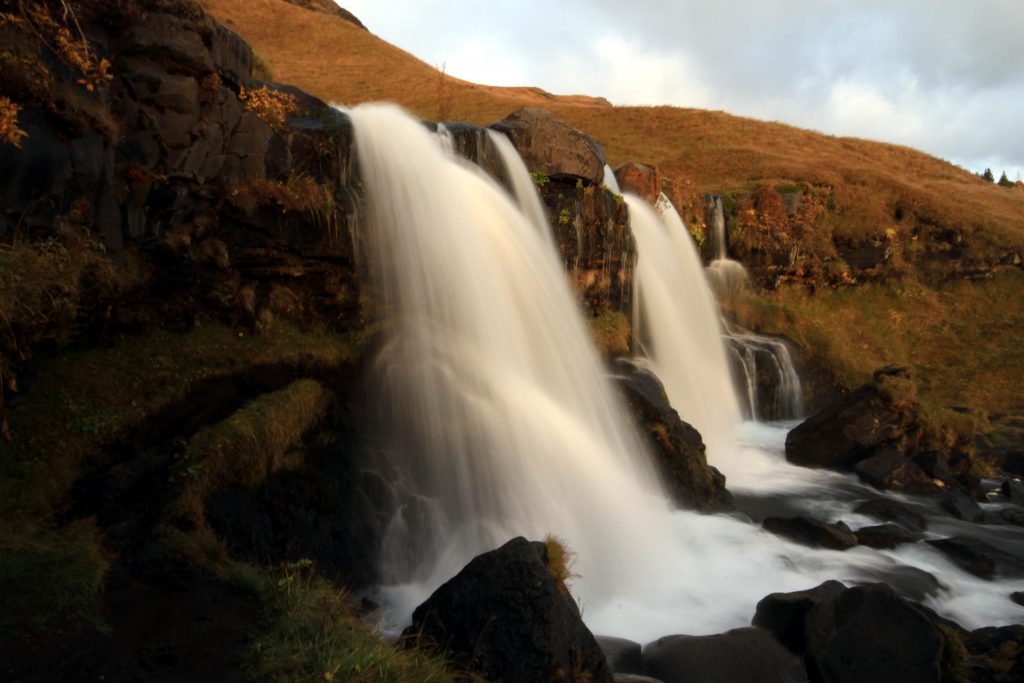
[350,103,1024,641]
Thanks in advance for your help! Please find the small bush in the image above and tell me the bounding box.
[239,85,297,130]
[0,96,26,146]
[544,534,579,593]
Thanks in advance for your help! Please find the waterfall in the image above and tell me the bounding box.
[603,164,622,194]
[350,103,673,620]
[486,129,550,238]
[630,193,742,460]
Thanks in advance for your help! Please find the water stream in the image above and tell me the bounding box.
[349,103,1024,642]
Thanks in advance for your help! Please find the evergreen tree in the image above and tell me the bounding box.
[982,168,995,182]
[997,171,1014,187]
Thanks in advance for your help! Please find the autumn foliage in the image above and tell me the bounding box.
[239,85,298,129]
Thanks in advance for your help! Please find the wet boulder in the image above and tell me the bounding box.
[597,636,643,675]
[926,537,1024,579]
[491,107,606,184]
[1001,479,1024,506]
[642,627,808,683]
[752,580,847,654]
[853,523,918,549]
[940,492,984,523]
[853,499,928,532]
[614,361,734,512]
[853,448,938,492]
[402,537,613,683]
[762,516,858,550]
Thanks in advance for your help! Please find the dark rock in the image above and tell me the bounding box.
[926,536,1024,579]
[853,499,928,532]
[597,636,643,675]
[1012,592,1024,606]
[614,676,664,683]
[785,384,903,470]
[854,523,918,549]
[402,537,612,683]
[642,627,808,683]
[752,580,846,654]
[762,516,858,550]
[940,491,984,522]
[914,450,950,480]
[209,23,254,87]
[614,361,733,512]
[853,448,937,492]
[850,564,943,602]
[1001,479,1024,505]
[983,506,1024,526]
[491,107,606,184]
[614,162,663,203]
[804,584,945,683]
[123,13,215,75]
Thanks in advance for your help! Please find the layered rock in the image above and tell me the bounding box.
[491,107,606,184]
[615,163,663,204]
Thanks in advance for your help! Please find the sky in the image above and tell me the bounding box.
[341,0,1023,181]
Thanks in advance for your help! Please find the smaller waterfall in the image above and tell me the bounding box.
[603,164,622,194]
[487,129,550,238]
[699,195,803,421]
[434,122,455,156]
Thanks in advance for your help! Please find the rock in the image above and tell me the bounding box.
[983,506,1024,526]
[614,361,734,512]
[752,580,847,654]
[123,13,215,75]
[1001,479,1024,505]
[402,537,613,683]
[785,384,904,470]
[1012,592,1024,606]
[642,627,808,683]
[853,448,937,492]
[853,499,928,532]
[491,107,606,184]
[940,492,984,522]
[804,584,946,683]
[854,523,918,549]
[614,163,663,203]
[762,516,858,550]
[926,536,1024,579]
[614,676,664,683]
[914,450,950,480]
[597,636,643,675]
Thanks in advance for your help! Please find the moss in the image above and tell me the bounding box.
[588,309,631,357]
[171,378,333,522]
[0,519,109,639]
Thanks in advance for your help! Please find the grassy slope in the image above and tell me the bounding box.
[204,0,1024,415]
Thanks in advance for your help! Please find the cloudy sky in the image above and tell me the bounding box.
[341,0,1023,180]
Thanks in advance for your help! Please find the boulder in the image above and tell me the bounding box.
[926,536,1024,579]
[853,449,938,492]
[402,537,613,683]
[853,523,918,549]
[984,507,1024,526]
[614,163,663,203]
[642,627,808,683]
[597,636,643,675]
[940,492,984,523]
[752,580,846,654]
[491,107,606,184]
[1001,479,1024,506]
[762,516,858,550]
[1012,592,1024,606]
[614,676,665,683]
[785,384,904,470]
[853,499,928,532]
[614,361,734,512]
[804,584,947,683]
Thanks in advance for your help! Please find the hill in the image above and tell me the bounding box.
[203,0,1024,434]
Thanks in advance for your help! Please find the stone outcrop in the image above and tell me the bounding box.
[615,163,663,204]
[402,537,613,683]
[491,107,606,184]
[642,628,808,683]
[614,361,734,512]
[761,516,858,550]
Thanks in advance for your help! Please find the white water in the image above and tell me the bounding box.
[631,193,742,461]
[350,103,1024,643]
[603,164,622,194]
[486,129,550,239]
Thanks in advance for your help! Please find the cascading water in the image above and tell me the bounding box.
[630,193,742,459]
[603,163,622,194]
[350,102,1024,642]
[350,103,676,624]
[486,129,550,238]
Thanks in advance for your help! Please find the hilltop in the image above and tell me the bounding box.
[203,0,1024,434]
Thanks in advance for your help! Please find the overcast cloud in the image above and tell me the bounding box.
[342,0,1023,179]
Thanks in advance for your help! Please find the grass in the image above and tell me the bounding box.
[588,309,631,357]
[543,534,578,594]
[239,562,458,683]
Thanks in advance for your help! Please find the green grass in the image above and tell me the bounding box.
[241,562,458,683]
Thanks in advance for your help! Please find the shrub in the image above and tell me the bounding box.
[239,85,297,130]
[544,534,579,593]
[0,96,26,146]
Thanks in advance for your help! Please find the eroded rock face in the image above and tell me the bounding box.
[614,361,734,512]
[491,107,606,184]
[402,537,613,683]
[615,163,663,204]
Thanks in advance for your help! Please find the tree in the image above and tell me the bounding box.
[997,171,1014,188]
[982,168,995,182]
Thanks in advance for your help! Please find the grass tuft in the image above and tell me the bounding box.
[544,534,579,594]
